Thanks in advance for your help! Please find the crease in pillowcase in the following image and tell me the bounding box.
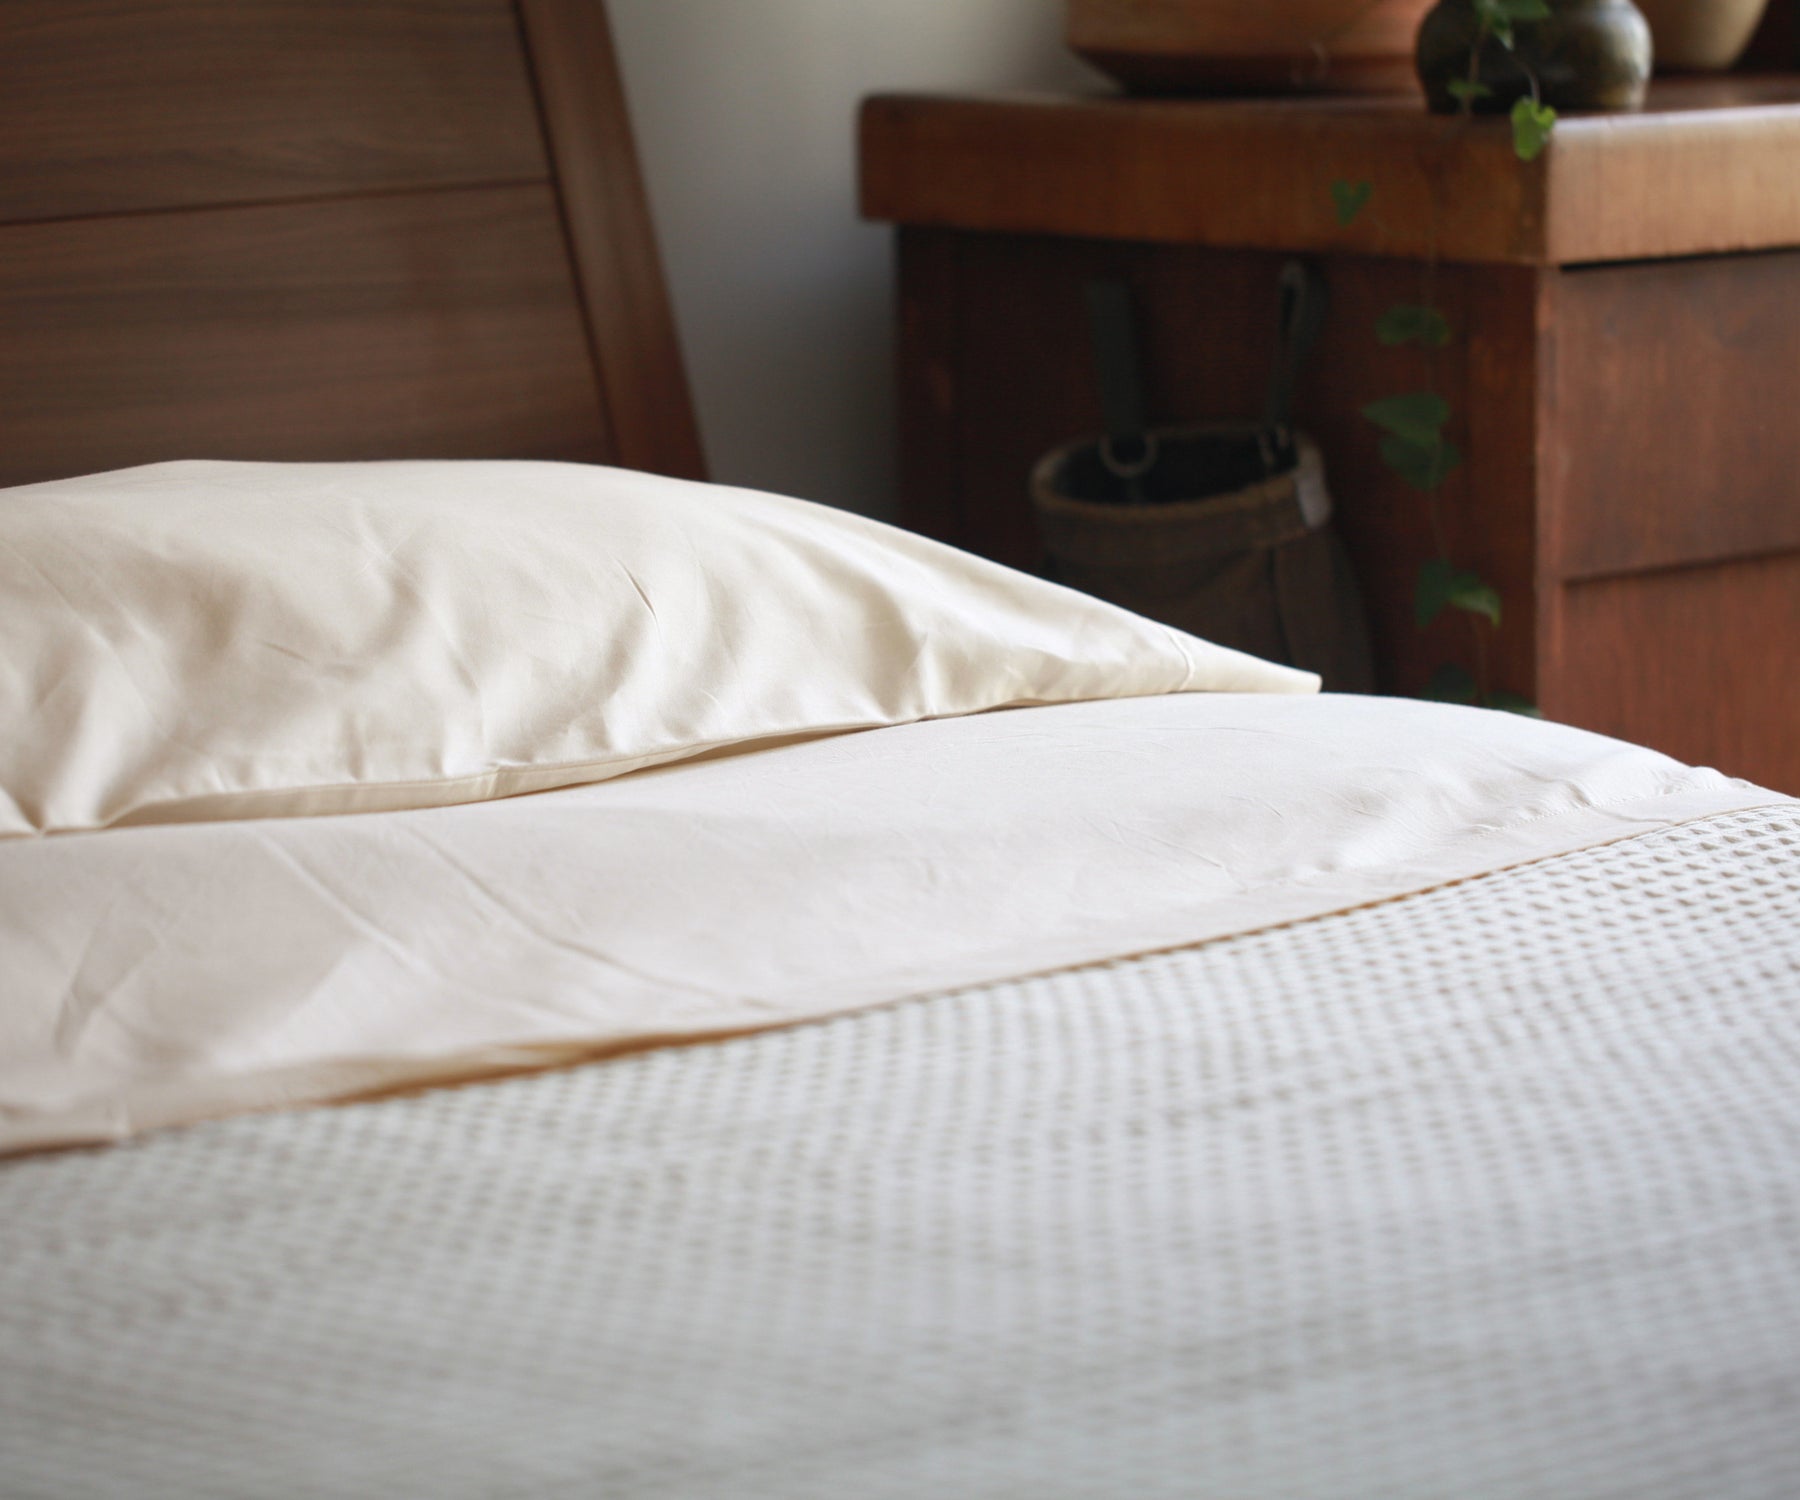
[615,560,661,626]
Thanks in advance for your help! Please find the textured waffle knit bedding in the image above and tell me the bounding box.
[4,805,1798,1500]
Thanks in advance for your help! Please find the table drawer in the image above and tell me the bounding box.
[1544,252,1800,582]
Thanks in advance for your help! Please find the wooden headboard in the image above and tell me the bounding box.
[0,0,704,489]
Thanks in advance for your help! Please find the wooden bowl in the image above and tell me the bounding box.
[1069,0,1439,95]
[1633,0,1771,70]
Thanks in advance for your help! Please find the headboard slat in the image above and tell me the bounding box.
[0,0,549,226]
[0,185,609,487]
[518,0,707,482]
[0,0,700,489]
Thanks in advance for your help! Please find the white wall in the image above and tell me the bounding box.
[608,0,1096,518]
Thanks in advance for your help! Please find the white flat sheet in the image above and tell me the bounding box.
[5,805,1799,1499]
[1,692,1789,1154]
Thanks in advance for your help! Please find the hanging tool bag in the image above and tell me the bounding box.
[1030,265,1375,694]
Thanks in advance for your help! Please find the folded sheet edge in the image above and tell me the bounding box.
[5,779,1786,1159]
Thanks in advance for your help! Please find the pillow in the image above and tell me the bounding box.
[0,459,1316,837]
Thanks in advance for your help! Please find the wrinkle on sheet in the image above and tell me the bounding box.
[54,913,168,1058]
[250,833,721,1050]
[253,837,452,987]
[393,825,749,1006]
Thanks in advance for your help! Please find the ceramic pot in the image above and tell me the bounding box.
[1417,0,1653,112]
[1634,0,1770,70]
[1068,0,1438,95]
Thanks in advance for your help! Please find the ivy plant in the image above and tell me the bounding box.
[1332,0,1554,716]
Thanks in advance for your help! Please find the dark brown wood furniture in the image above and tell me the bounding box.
[0,0,702,490]
[860,77,1800,794]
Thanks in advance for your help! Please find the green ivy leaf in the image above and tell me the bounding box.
[1474,0,1516,47]
[1511,97,1557,161]
[1366,394,1456,490]
[1456,580,1502,627]
[1446,79,1495,105]
[1380,433,1463,491]
[1422,663,1479,705]
[1363,391,1450,446]
[1331,179,1373,226]
[1416,558,1502,629]
[1474,0,1548,47]
[1376,304,1453,348]
[1486,691,1544,718]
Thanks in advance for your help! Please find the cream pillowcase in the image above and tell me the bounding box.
[0,459,1316,837]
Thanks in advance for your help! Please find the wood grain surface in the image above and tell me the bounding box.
[0,186,609,488]
[0,0,549,225]
[518,0,706,481]
[896,229,966,547]
[1544,252,1800,581]
[1544,553,1800,793]
[861,78,1800,266]
[865,92,1541,265]
[0,0,703,488]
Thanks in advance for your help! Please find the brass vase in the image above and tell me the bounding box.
[1416,0,1654,112]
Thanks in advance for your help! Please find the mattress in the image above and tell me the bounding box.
[5,803,1799,1500]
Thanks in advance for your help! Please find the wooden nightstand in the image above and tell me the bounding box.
[861,78,1800,793]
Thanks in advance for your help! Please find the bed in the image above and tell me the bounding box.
[3,5,1799,1498]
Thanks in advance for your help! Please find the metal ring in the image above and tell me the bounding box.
[1099,431,1159,481]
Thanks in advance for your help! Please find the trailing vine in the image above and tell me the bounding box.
[1330,0,1556,715]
